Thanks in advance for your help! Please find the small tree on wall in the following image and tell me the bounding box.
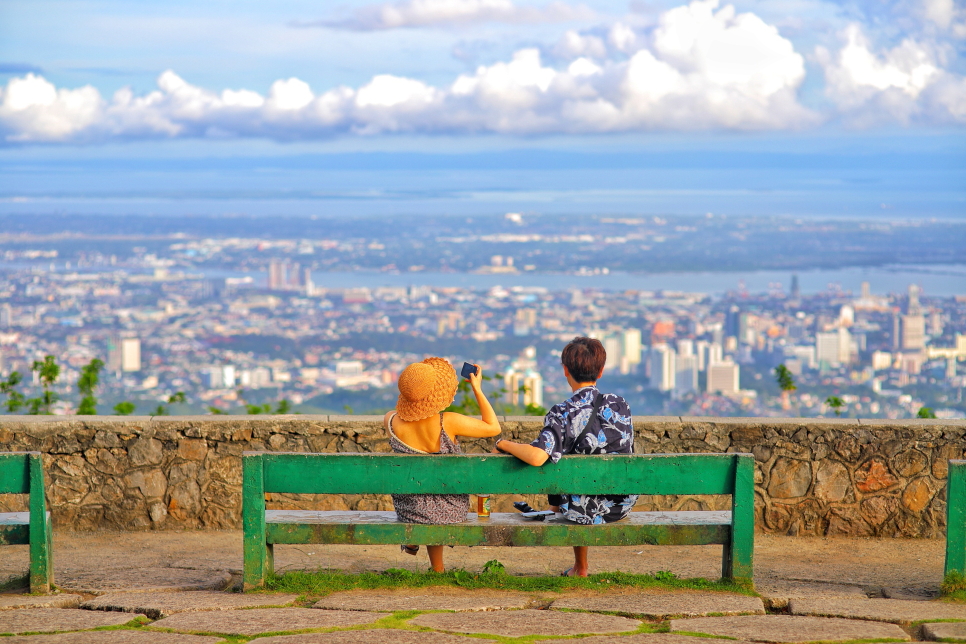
[0,372,25,412]
[28,355,60,415]
[77,358,104,415]
[774,364,796,411]
[825,395,844,417]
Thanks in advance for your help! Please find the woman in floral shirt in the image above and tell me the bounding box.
[494,336,638,577]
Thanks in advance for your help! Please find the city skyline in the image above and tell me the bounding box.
[1,221,962,420]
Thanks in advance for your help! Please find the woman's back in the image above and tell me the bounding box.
[387,412,460,455]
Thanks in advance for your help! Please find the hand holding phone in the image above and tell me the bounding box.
[460,362,479,380]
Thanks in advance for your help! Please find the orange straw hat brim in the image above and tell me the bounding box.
[396,357,459,421]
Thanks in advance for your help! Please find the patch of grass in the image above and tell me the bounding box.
[943,572,966,601]
[263,560,757,597]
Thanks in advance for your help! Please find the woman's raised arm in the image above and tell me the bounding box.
[443,364,502,438]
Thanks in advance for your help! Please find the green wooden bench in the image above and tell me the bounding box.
[242,451,755,590]
[945,460,966,578]
[0,452,53,593]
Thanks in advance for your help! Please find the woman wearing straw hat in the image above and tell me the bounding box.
[384,356,501,572]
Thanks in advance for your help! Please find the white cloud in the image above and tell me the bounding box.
[0,74,102,141]
[297,0,593,31]
[6,0,965,144]
[817,24,965,124]
[922,0,966,38]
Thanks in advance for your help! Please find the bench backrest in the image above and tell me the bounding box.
[0,453,32,495]
[243,452,753,496]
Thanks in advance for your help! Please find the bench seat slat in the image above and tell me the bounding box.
[0,512,51,547]
[265,510,732,526]
[0,512,30,526]
[264,511,732,547]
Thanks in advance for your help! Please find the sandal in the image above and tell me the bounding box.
[400,544,419,555]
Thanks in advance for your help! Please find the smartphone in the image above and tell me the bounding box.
[460,362,479,379]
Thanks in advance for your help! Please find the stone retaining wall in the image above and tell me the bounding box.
[0,415,963,537]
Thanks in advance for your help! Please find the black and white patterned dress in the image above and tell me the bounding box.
[389,413,469,524]
[530,386,638,525]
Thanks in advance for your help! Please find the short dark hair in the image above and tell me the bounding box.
[561,336,606,383]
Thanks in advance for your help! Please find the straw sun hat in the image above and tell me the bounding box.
[395,357,459,421]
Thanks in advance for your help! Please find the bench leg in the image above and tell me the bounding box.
[945,461,966,579]
[29,455,52,594]
[724,455,755,583]
[243,454,268,590]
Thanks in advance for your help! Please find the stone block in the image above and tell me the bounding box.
[855,459,899,493]
[768,458,812,499]
[313,589,533,612]
[670,615,909,642]
[755,581,867,610]
[410,609,640,637]
[178,439,208,461]
[550,590,765,618]
[0,594,83,610]
[860,495,899,526]
[921,621,966,641]
[893,450,929,477]
[812,461,851,503]
[250,631,496,644]
[125,469,167,498]
[81,590,300,618]
[58,567,231,594]
[902,477,937,513]
[0,633,221,644]
[789,596,966,623]
[0,608,136,634]
[150,608,384,635]
[128,438,163,467]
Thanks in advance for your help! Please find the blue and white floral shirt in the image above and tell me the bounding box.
[531,385,638,525]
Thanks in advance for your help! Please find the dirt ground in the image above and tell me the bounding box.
[0,530,943,596]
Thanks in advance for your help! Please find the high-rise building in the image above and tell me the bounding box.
[930,311,943,337]
[622,329,642,366]
[707,361,740,395]
[650,344,677,391]
[677,339,694,357]
[602,334,622,371]
[816,332,841,367]
[268,259,309,292]
[695,340,709,371]
[649,344,676,392]
[837,327,852,364]
[0,304,11,328]
[504,346,543,408]
[839,305,854,327]
[908,284,921,315]
[120,338,141,372]
[901,314,925,350]
[706,342,723,369]
[790,274,800,300]
[674,354,698,397]
[725,305,740,339]
[872,351,893,371]
[268,260,285,291]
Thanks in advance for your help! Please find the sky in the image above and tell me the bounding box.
[0,0,964,219]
